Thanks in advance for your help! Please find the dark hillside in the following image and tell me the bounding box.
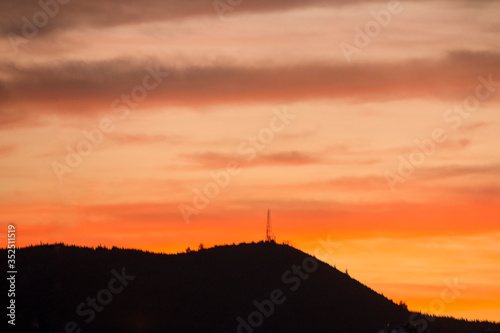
[3,242,499,333]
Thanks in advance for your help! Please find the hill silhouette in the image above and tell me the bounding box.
[3,242,499,333]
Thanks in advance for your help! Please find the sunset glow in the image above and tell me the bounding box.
[1,0,499,323]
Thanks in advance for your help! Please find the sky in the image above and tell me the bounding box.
[1,0,500,323]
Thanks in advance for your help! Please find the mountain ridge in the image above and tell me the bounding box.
[3,242,499,333]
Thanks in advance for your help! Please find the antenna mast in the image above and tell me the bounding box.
[266,209,275,242]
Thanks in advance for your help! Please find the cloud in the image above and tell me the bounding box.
[258,151,322,166]
[182,150,322,169]
[0,0,400,37]
[0,144,17,157]
[263,163,500,196]
[0,109,44,129]
[414,164,500,183]
[459,122,489,133]
[439,138,472,150]
[110,133,176,145]
[451,185,500,198]
[2,50,499,128]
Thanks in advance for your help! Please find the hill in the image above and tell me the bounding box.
[2,242,499,333]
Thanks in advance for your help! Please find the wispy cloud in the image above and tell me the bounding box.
[0,0,417,36]
[0,144,17,157]
[2,51,499,129]
[181,151,322,169]
[110,133,177,145]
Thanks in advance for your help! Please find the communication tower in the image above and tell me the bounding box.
[266,209,276,242]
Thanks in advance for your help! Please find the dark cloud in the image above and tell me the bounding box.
[0,0,386,36]
[181,151,321,168]
[1,50,499,128]
[6,0,484,38]
[182,148,382,169]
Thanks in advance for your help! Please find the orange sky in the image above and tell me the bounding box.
[1,0,500,323]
